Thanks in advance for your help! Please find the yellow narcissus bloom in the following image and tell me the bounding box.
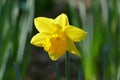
[30,13,87,61]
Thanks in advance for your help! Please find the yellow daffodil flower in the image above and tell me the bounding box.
[30,13,87,61]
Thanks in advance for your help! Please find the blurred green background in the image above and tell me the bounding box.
[0,0,120,80]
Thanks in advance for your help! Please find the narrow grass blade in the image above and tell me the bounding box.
[13,64,22,80]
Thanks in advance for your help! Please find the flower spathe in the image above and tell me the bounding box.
[30,13,87,61]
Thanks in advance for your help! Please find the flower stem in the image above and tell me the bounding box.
[66,53,70,80]
[55,62,61,80]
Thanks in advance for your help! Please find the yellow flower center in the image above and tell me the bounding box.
[43,31,67,56]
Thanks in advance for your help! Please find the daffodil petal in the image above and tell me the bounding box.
[54,13,69,27]
[34,17,54,33]
[30,33,48,47]
[65,25,87,42]
[48,52,64,61]
[67,37,80,56]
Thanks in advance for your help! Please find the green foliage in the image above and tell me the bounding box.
[0,0,34,80]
